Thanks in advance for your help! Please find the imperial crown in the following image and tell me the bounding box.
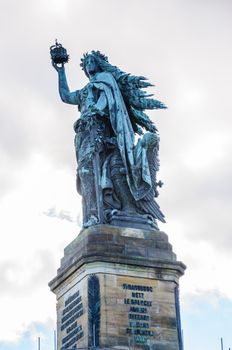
[50,40,69,64]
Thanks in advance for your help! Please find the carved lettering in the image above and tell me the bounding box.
[60,289,84,349]
[129,321,149,329]
[62,296,82,315]
[123,284,153,292]
[122,283,155,344]
[134,335,147,343]
[61,309,83,331]
[61,302,83,324]
[125,299,152,307]
[62,325,82,345]
[132,292,144,298]
[129,313,149,321]
[126,328,154,336]
[62,331,84,348]
[130,307,147,313]
[65,291,80,307]
[66,321,77,334]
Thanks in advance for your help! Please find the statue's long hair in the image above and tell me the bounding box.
[80,51,166,135]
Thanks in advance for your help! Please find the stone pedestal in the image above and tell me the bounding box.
[49,225,186,350]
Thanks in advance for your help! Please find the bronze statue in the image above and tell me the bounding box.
[51,43,166,230]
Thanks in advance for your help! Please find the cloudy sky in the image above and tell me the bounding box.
[0,0,232,349]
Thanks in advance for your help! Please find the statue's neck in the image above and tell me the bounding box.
[89,70,103,81]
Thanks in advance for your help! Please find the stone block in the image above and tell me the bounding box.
[49,225,186,350]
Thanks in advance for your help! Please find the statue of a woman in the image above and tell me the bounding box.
[52,49,166,230]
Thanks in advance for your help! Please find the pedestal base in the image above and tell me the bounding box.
[49,225,186,350]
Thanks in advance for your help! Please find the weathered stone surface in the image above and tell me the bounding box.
[49,225,186,350]
[52,225,183,284]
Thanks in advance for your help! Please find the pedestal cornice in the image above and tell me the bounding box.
[49,225,186,293]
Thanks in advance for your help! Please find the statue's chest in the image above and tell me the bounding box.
[79,85,100,113]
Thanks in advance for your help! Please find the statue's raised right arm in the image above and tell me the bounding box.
[52,61,80,105]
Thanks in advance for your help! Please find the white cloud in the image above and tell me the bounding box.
[0,155,81,342]
[0,291,55,343]
[180,129,231,172]
[161,219,232,304]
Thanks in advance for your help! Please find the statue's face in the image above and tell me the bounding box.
[85,55,99,77]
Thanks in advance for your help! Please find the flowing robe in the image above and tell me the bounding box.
[90,72,152,201]
[74,71,154,225]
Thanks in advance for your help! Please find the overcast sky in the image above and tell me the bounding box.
[0,1,232,349]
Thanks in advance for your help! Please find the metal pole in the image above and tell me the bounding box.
[182,329,184,350]
[221,337,224,350]
[38,336,40,350]
[54,330,57,350]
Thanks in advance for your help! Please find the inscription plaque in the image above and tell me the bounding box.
[122,283,155,344]
[60,288,84,349]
